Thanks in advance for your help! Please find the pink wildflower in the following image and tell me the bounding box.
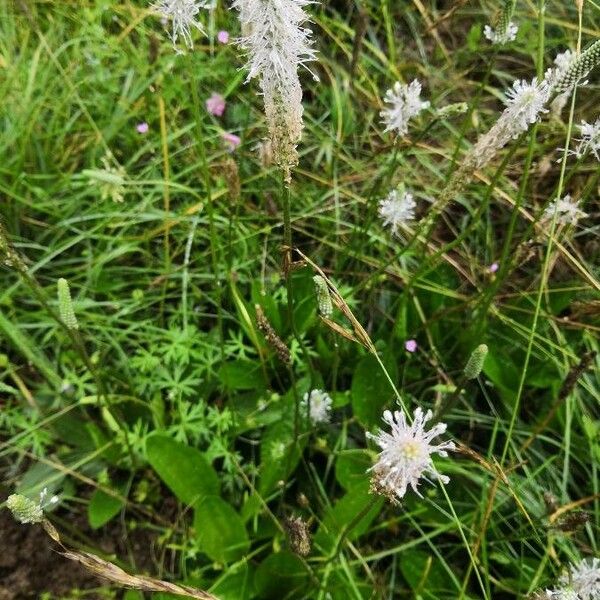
[222,132,241,151]
[136,122,149,134]
[206,93,226,117]
[217,30,229,44]
[405,339,418,353]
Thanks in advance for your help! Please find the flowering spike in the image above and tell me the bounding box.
[378,186,417,236]
[367,407,455,503]
[153,0,209,51]
[470,77,550,168]
[301,389,332,424]
[380,80,429,137]
[57,278,79,331]
[557,558,600,600]
[233,0,318,182]
[543,195,587,226]
[572,118,600,161]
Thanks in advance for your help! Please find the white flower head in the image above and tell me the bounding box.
[233,0,317,181]
[301,389,332,424]
[367,407,455,503]
[484,21,518,45]
[153,0,209,50]
[470,77,551,169]
[559,558,600,600]
[381,80,430,137]
[379,187,417,235]
[573,118,600,161]
[504,78,551,132]
[543,195,588,226]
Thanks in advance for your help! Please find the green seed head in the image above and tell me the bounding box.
[57,278,79,330]
[6,494,44,524]
[464,344,489,380]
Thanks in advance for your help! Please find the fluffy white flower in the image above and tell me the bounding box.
[573,118,600,161]
[301,389,332,424]
[504,78,551,131]
[379,188,417,235]
[560,558,600,600]
[484,21,518,45]
[153,0,209,50]
[381,80,430,137]
[367,407,455,503]
[543,195,588,226]
[470,77,551,169]
[233,0,317,180]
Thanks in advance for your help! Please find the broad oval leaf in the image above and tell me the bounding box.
[146,434,219,505]
[194,495,250,563]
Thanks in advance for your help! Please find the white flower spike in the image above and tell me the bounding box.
[559,558,600,600]
[543,195,588,226]
[381,80,430,137]
[367,407,455,503]
[379,187,417,236]
[484,22,518,45]
[573,118,600,161]
[233,0,317,182]
[471,77,550,168]
[153,0,209,50]
[301,389,333,424]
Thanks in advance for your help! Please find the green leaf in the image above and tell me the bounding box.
[314,481,383,553]
[259,416,306,496]
[193,496,249,563]
[254,552,309,599]
[88,488,125,529]
[351,354,393,428]
[210,563,253,600]
[146,434,219,505]
[400,550,451,596]
[218,360,265,391]
[335,449,372,490]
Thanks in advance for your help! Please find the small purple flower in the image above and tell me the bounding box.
[488,262,499,273]
[217,30,229,44]
[136,122,149,134]
[222,132,241,151]
[206,93,226,117]
[405,339,418,353]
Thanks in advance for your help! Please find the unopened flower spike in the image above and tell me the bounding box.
[381,80,430,137]
[57,278,79,330]
[313,275,333,318]
[463,344,488,380]
[6,487,59,525]
[367,407,455,503]
[551,40,600,94]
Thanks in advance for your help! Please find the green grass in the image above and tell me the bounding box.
[1,1,599,599]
